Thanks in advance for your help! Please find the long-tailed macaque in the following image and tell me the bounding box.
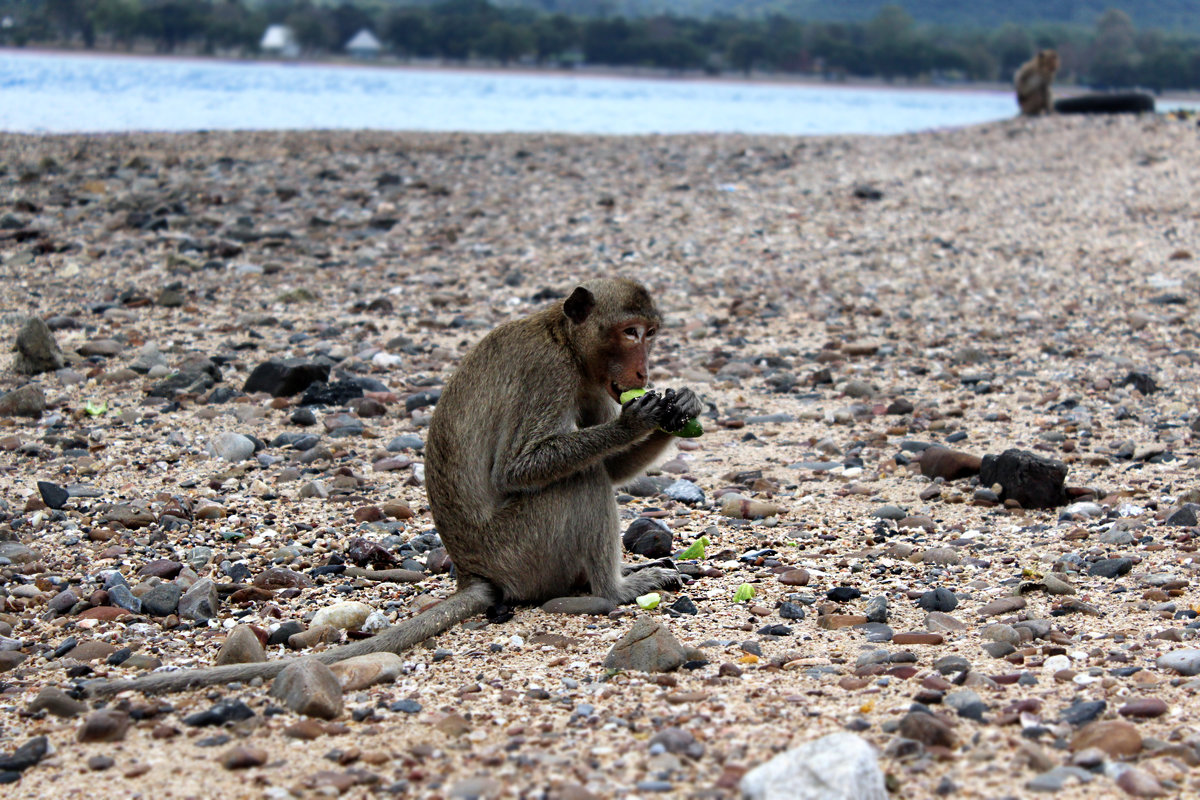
[89,278,698,695]
[1015,50,1059,116]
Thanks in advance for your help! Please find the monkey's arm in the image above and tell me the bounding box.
[605,430,675,484]
[494,394,663,492]
[604,387,702,483]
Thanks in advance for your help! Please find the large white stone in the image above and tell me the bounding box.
[311,601,374,631]
[740,732,887,800]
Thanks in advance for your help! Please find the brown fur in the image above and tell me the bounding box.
[87,278,696,696]
[1015,50,1059,116]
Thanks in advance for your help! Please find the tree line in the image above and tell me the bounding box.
[4,0,1200,91]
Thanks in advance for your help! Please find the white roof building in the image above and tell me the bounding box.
[345,29,382,58]
[260,25,299,58]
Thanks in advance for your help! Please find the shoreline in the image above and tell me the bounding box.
[11,43,1200,104]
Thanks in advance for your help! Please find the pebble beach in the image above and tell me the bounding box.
[1,114,1200,798]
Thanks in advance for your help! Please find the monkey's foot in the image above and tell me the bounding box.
[621,558,675,576]
[613,566,683,602]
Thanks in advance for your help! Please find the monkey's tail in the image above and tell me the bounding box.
[85,582,496,697]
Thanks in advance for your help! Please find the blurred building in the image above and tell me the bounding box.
[346,29,382,59]
[261,25,299,58]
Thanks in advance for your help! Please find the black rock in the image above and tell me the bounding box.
[53,636,78,659]
[668,596,698,616]
[183,700,255,727]
[106,647,132,666]
[622,518,673,559]
[827,586,862,603]
[390,699,422,714]
[779,602,806,620]
[1060,700,1106,726]
[206,387,239,404]
[405,389,442,414]
[757,624,792,637]
[979,449,1068,509]
[739,641,763,657]
[268,621,304,647]
[300,380,363,407]
[290,407,317,426]
[148,356,221,398]
[0,736,48,772]
[853,184,884,200]
[1121,371,1158,394]
[1088,558,1133,579]
[918,587,958,612]
[37,480,68,509]
[243,358,331,397]
[957,702,988,722]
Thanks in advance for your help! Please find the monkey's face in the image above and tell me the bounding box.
[603,317,658,401]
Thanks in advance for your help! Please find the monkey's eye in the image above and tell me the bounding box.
[623,327,641,339]
[646,328,657,339]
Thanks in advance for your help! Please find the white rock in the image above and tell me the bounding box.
[372,352,403,368]
[361,610,390,634]
[740,732,887,800]
[311,601,374,631]
[1043,654,1071,671]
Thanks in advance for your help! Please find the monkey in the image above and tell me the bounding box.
[87,278,700,696]
[1014,50,1059,116]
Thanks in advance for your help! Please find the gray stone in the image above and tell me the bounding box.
[208,432,256,462]
[1089,558,1133,579]
[128,344,168,374]
[215,624,267,666]
[13,316,65,375]
[1166,504,1200,527]
[1027,766,1094,792]
[934,655,971,675]
[270,657,343,719]
[140,582,182,616]
[1157,649,1200,676]
[864,595,888,623]
[872,505,906,520]
[178,578,220,621]
[664,478,705,505]
[740,732,887,800]
[27,686,87,718]
[603,617,687,673]
[328,652,404,690]
[107,583,141,614]
[0,384,46,417]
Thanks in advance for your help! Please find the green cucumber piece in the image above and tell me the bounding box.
[618,388,703,438]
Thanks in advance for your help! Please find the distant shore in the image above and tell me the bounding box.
[8,44,1200,106]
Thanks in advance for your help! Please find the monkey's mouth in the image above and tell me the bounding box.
[610,383,625,402]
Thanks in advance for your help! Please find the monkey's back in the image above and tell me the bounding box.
[425,310,578,576]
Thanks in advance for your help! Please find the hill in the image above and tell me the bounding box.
[494,0,1200,33]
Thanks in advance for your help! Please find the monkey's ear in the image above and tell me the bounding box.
[563,287,595,324]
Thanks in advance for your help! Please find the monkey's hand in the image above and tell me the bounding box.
[656,388,703,433]
[618,389,666,432]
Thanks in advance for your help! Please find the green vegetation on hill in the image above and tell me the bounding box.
[494,0,1200,34]
[4,0,1200,90]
